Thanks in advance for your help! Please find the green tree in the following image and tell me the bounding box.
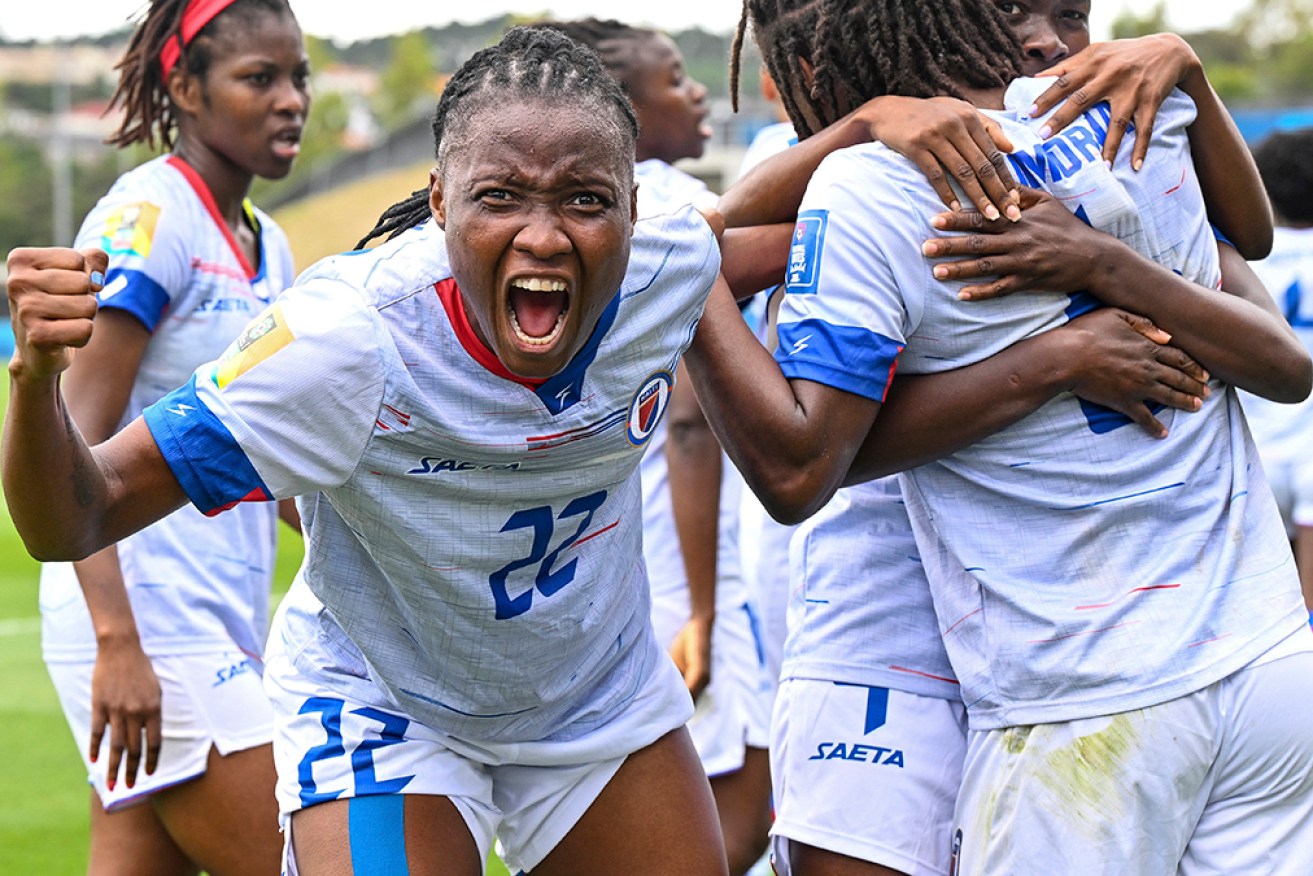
[0,136,53,253]
[1111,1,1169,39]
[376,31,437,131]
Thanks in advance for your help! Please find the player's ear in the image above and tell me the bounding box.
[166,66,202,119]
[630,183,638,231]
[429,166,446,230]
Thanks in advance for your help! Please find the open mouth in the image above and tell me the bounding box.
[272,128,302,160]
[508,277,570,348]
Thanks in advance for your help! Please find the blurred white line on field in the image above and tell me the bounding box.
[0,618,40,637]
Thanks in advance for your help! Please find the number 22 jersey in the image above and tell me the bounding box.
[142,209,720,743]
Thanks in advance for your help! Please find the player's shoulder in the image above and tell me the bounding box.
[298,219,452,306]
[76,155,198,249]
[813,141,925,201]
[627,204,721,298]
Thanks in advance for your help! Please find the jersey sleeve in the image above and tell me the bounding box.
[773,149,922,403]
[75,196,192,332]
[142,278,387,515]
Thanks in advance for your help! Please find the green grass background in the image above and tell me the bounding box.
[0,376,510,874]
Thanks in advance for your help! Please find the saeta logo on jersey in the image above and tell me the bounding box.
[626,371,674,446]
[408,458,523,475]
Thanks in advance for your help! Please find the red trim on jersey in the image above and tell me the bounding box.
[165,155,258,280]
[434,277,547,390]
[1164,166,1187,195]
[889,666,960,685]
[1074,583,1182,611]
[573,519,621,548]
[203,485,270,517]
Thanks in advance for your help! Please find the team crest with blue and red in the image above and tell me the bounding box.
[626,371,674,446]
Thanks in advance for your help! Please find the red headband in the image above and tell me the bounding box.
[159,0,241,77]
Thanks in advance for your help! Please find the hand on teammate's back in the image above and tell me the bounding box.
[1029,33,1203,168]
[6,247,106,382]
[855,95,1022,222]
[1058,307,1209,439]
[919,187,1110,301]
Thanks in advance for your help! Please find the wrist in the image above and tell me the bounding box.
[843,99,889,147]
[1075,235,1132,307]
[94,626,142,650]
[1159,33,1204,90]
[1027,328,1084,397]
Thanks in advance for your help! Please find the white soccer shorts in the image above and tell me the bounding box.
[951,628,1313,875]
[266,607,693,874]
[47,648,274,811]
[770,677,967,876]
[652,595,775,777]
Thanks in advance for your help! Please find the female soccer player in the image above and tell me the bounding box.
[545,19,774,875]
[688,1,1313,874]
[38,1,307,872]
[7,26,729,876]
[716,3,1291,873]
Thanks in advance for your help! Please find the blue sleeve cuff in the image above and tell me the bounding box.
[97,269,170,332]
[143,376,273,516]
[774,318,903,402]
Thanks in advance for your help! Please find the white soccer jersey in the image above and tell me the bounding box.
[738,122,798,180]
[776,79,1305,729]
[634,160,746,616]
[634,158,719,219]
[141,209,720,743]
[1239,226,1313,525]
[786,478,958,699]
[42,155,293,662]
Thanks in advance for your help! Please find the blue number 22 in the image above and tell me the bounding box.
[488,490,608,620]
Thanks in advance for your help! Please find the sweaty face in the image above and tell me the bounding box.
[182,10,310,179]
[995,0,1092,76]
[628,33,712,163]
[431,101,636,381]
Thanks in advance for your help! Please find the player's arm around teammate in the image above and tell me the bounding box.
[921,193,1311,403]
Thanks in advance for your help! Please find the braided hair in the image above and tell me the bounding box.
[107,0,294,150]
[735,0,1022,139]
[538,18,658,93]
[731,0,823,134]
[357,26,639,249]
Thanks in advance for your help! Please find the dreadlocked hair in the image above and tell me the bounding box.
[357,26,639,250]
[732,0,825,137]
[809,0,1022,126]
[107,0,294,150]
[537,18,658,93]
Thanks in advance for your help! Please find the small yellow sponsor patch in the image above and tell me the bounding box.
[101,202,161,258]
[212,303,295,389]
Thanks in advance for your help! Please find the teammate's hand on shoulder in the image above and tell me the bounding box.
[1060,307,1209,439]
[1029,33,1201,169]
[6,246,106,382]
[855,94,1020,222]
[920,187,1105,301]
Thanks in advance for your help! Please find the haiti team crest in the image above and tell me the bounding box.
[626,371,674,446]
